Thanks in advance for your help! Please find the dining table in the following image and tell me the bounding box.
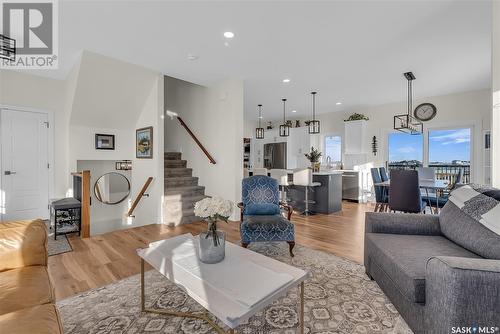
[374,179,450,214]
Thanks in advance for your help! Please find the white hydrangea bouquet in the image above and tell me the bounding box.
[194,196,234,246]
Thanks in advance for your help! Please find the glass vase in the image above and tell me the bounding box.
[198,223,225,264]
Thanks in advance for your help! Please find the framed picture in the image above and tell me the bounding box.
[136,126,153,159]
[95,134,115,150]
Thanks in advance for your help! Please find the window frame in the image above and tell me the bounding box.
[385,124,474,178]
[322,133,343,164]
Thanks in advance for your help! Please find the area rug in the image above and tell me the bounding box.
[57,242,412,334]
[44,220,73,256]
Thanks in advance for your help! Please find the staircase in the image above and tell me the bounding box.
[164,152,206,225]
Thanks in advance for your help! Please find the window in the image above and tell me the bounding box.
[388,132,423,170]
[324,135,342,163]
[428,128,471,183]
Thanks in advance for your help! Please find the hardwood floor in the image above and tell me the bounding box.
[48,201,372,301]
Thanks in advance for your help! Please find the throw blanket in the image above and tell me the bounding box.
[449,184,500,235]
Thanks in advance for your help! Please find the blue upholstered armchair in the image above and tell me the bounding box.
[238,176,295,256]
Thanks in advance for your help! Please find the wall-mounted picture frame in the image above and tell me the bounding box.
[136,126,153,159]
[95,134,115,150]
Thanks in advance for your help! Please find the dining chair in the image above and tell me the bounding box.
[416,167,436,181]
[270,169,291,203]
[379,167,389,182]
[389,170,426,213]
[371,168,388,212]
[252,168,268,176]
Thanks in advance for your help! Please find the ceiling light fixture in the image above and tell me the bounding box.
[308,92,320,134]
[393,71,423,135]
[292,110,297,113]
[336,102,342,105]
[187,54,199,61]
[223,31,235,38]
[255,104,265,139]
[279,99,290,137]
[282,78,291,83]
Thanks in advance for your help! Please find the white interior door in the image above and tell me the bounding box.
[1,109,49,221]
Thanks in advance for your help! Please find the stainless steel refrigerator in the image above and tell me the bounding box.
[263,142,287,169]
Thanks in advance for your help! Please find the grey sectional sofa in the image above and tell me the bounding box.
[364,201,500,334]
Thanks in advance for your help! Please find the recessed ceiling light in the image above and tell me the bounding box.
[258,116,263,119]
[336,102,342,105]
[187,54,199,61]
[223,31,235,38]
[292,110,297,113]
[282,78,291,83]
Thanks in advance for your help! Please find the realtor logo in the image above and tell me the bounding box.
[0,0,58,69]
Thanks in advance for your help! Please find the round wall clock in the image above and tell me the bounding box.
[414,103,437,121]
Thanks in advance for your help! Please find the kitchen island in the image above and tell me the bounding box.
[287,171,343,214]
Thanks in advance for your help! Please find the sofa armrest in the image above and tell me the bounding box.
[0,220,47,272]
[425,256,500,331]
[365,212,441,235]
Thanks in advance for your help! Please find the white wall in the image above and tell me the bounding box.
[248,89,491,183]
[164,76,244,219]
[131,75,164,225]
[492,1,500,187]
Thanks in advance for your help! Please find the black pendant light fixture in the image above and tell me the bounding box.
[308,91,320,134]
[393,72,423,135]
[279,98,290,137]
[255,104,264,139]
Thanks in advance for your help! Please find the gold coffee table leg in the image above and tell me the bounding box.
[300,281,305,334]
[140,259,232,334]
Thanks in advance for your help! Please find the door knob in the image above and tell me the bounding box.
[4,171,16,175]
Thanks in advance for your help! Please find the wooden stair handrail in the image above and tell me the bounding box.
[177,116,216,164]
[127,177,154,217]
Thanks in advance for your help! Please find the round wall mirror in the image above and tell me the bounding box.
[94,172,130,205]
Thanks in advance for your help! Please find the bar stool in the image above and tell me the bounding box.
[293,168,321,216]
[253,168,268,176]
[270,169,291,203]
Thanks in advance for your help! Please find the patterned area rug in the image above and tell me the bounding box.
[57,242,412,334]
[44,220,73,256]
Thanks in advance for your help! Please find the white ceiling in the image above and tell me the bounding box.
[34,0,492,121]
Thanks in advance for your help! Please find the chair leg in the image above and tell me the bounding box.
[241,242,249,248]
[374,203,379,212]
[287,241,295,257]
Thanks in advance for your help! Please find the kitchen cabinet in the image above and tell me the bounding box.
[344,120,367,154]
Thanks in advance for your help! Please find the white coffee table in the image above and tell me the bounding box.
[137,233,309,334]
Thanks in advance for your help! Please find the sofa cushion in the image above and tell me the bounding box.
[0,266,54,315]
[365,233,480,304]
[0,304,63,334]
[0,219,47,272]
[241,215,294,242]
[440,201,500,260]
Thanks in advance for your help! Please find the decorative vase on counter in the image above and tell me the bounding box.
[312,162,321,172]
[194,197,234,264]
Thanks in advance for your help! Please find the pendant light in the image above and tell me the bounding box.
[279,98,290,137]
[393,72,423,135]
[255,104,264,139]
[308,91,320,134]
